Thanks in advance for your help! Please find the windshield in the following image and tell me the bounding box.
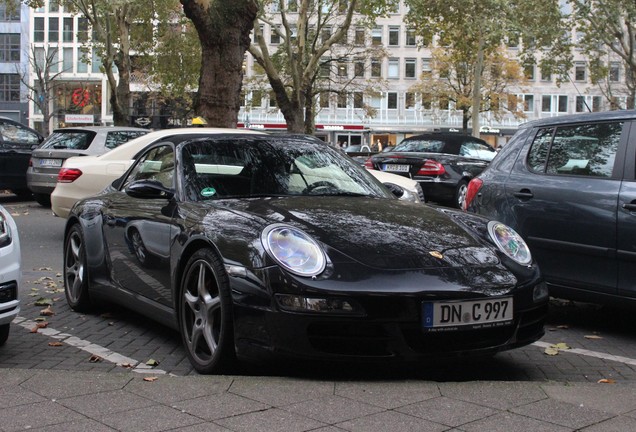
[41,131,96,150]
[393,139,445,153]
[181,137,393,201]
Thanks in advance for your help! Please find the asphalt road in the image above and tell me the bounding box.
[3,192,636,382]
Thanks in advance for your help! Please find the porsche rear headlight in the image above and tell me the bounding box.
[57,168,83,183]
[417,159,445,176]
[463,178,483,210]
[363,158,375,169]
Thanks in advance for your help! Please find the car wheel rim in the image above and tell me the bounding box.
[65,231,84,303]
[182,260,222,364]
[131,231,146,262]
[457,184,467,207]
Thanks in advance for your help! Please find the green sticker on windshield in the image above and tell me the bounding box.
[201,187,216,197]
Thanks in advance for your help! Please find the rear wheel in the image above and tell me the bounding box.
[64,224,92,312]
[33,193,51,207]
[454,180,468,209]
[179,248,236,374]
[0,324,9,346]
[11,189,31,198]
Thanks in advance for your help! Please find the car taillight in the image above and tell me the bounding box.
[28,158,32,167]
[463,178,483,211]
[417,160,445,176]
[364,158,375,169]
[57,168,82,183]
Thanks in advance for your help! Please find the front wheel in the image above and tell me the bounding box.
[64,224,92,312]
[454,180,468,209]
[179,248,235,374]
[0,324,9,346]
[33,193,51,207]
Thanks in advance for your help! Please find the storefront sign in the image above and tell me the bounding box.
[65,114,94,124]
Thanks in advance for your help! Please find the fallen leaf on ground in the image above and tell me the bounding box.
[40,306,55,316]
[89,355,103,363]
[37,267,53,271]
[598,378,616,384]
[584,335,603,340]
[556,325,569,329]
[544,346,560,356]
[119,363,134,369]
[143,376,159,382]
[553,342,571,350]
[48,342,63,347]
[35,322,48,329]
[34,298,52,306]
[146,359,159,366]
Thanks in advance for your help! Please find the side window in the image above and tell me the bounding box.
[527,128,553,172]
[122,145,175,190]
[104,131,147,150]
[0,122,41,146]
[546,122,622,177]
[460,141,496,161]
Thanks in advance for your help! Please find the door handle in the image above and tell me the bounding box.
[622,203,636,212]
[104,215,116,226]
[513,189,533,200]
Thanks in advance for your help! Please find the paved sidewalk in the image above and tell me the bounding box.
[1,369,636,432]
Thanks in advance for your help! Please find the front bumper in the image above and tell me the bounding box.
[230,266,548,363]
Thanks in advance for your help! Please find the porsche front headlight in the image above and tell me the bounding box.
[487,221,532,266]
[262,224,326,277]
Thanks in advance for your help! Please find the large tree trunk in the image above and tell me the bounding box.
[181,1,257,128]
[471,37,485,138]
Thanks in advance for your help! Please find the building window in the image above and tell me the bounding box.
[63,47,73,72]
[574,62,586,82]
[388,58,399,79]
[0,74,20,102]
[609,62,620,82]
[354,27,365,45]
[319,91,329,108]
[270,25,280,44]
[354,58,364,77]
[268,91,277,108]
[49,1,59,12]
[34,17,45,42]
[405,58,416,78]
[576,96,588,112]
[353,92,363,108]
[77,48,88,73]
[337,93,347,108]
[558,95,567,112]
[540,69,551,82]
[524,65,535,81]
[337,61,348,77]
[321,26,331,44]
[49,17,59,42]
[523,94,534,112]
[63,18,74,43]
[0,34,20,62]
[405,92,415,109]
[371,58,381,77]
[91,48,102,73]
[592,96,602,111]
[388,26,399,46]
[406,28,416,46]
[77,18,89,42]
[319,59,330,78]
[541,95,552,112]
[0,0,20,21]
[251,90,263,108]
[422,58,432,77]
[372,27,382,46]
[387,92,397,109]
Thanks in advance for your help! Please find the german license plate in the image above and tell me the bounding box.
[382,164,409,172]
[422,297,513,332]
[39,158,62,167]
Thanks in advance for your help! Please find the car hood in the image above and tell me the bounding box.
[218,197,499,270]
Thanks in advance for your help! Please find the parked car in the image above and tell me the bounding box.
[63,133,548,373]
[0,204,21,346]
[464,110,636,308]
[27,126,149,206]
[52,129,422,218]
[364,132,496,208]
[0,118,44,197]
[367,168,425,203]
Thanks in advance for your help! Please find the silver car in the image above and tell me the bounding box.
[0,204,20,346]
[27,126,149,206]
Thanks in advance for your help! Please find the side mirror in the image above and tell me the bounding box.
[383,182,405,199]
[125,179,174,200]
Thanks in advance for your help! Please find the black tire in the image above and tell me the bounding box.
[179,248,236,374]
[11,189,32,198]
[454,180,468,209]
[64,224,92,312]
[0,324,9,346]
[33,193,51,207]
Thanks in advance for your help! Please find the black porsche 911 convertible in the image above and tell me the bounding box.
[63,132,548,374]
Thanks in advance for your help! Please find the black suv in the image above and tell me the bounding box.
[364,132,495,208]
[0,118,44,197]
[464,110,636,307]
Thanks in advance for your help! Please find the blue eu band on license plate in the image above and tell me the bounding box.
[422,297,513,332]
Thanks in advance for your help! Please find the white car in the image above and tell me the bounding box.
[51,129,423,218]
[51,128,267,218]
[0,204,21,346]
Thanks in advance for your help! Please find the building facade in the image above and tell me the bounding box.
[24,1,626,147]
[0,0,29,124]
